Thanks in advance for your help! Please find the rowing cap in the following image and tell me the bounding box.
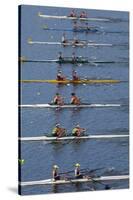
[76,124,80,128]
[53,165,59,169]
[75,163,80,167]
[56,124,60,127]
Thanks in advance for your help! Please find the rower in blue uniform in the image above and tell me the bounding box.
[72,52,77,62]
[58,52,63,61]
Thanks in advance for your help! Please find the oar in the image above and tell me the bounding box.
[87,176,111,189]
[59,170,73,175]
[59,167,104,175]
[80,167,105,176]
[83,167,111,189]
[59,168,88,175]
[42,24,49,30]
[86,167,104,173]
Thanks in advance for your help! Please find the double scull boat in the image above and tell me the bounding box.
[20,56,127,64]
[20,79,122,84]
[20,174,129,186]
[20,103,122,109]
[20,134,129,142]
[42,26,128,34]
[28,38,113,47]
[38,12,111,22]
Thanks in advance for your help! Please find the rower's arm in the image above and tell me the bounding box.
[52,128,57,135]
[80,128,86,132]
[72,128,77,135]
[70,97,74,104]
[53,97,57,103]
[74,169,77,176]
[52,170,55,179]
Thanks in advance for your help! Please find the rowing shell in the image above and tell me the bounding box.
[43,27,99,33]
[38,12,110,22]
[20,175,129,186]
[21,79,121,84]
[20,57,127,64]
[28,39,112,47]
[19,103,121,108]
[20,134,129,142]
[42,27,128,34]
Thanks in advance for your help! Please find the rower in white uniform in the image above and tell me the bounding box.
[61,33,67,43]
[74,163,83,179]
[52,165,60,180]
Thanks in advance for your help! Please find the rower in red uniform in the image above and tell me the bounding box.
[53,93,64,105]
[52,165,60,181]
[72,70,80,81]
[72,124,86,137]
[70,93,81,105]
[52,124,66,137]
[56,70,66,81]
[74,163,83,179]
[80,11,87,18]
[69,9,77,17]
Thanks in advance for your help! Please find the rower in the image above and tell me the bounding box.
[74,163,83,179]
[73,21,78,30]
[70,93,81,105]
[52,124,66,137]
[69,9,77,17]
[73,36,79,44]
[52,165,60,181]
[58,52,63,61]
[80,11,87,18]
[72,52,77,62]
[53,93,64,105]
[72,124,86,137]
[85,22,90,30]
[73,21,83,30]
[56,70,66,81]
[72,70,80,81]
[62,33,67,43]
